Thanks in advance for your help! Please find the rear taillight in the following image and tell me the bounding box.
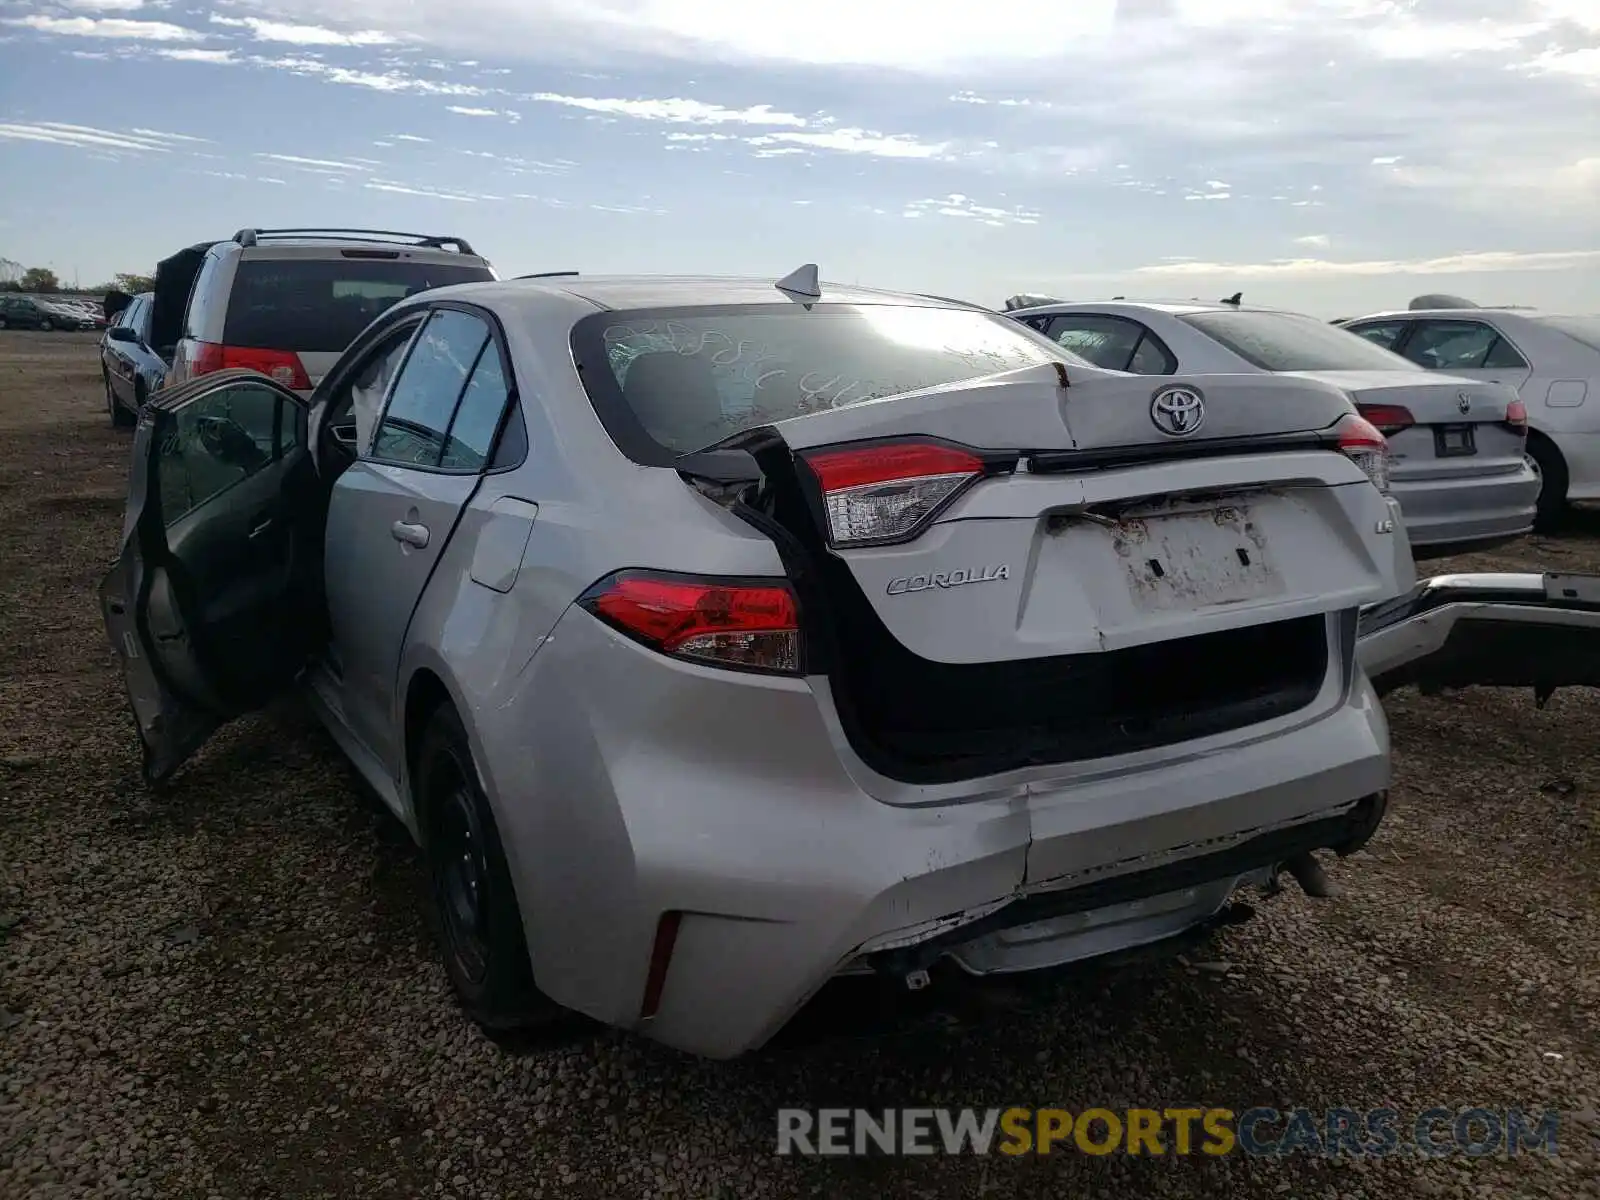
[1355,403,1414,435]
[190,341,312,389]
[1503,398,1528,433]
[1335,412,1392,495]
[577,570,802,675]
[801,441,988,548]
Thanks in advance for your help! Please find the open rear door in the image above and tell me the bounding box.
[1358,572,1600,700]
[99,368,323,783]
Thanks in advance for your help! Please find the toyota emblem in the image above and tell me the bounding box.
[1150,385,1206,437]
[1457,391,1472,414]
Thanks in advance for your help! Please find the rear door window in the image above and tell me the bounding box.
[223,257,492,353]
[1043,314,1176,374]
[1402,320,1528,371]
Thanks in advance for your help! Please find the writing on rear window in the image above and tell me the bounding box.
[589,306,1061,455]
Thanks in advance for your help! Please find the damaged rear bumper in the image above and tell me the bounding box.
[1357,572,1600,700]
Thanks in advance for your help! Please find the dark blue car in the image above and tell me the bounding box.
[100,292,169,427]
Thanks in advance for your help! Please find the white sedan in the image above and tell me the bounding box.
[1337,306,1600,526]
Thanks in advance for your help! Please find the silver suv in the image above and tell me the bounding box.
[156,227,496,396]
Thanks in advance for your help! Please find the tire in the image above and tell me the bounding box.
[0,317,8,330]
[106,372,135,428]
[39,319,53,332]
[416,705,561,1033]
[1526,432,1568,531]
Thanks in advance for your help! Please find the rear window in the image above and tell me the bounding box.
[1181,310,1423,373]
[1539,315,1600,353]
[222,257,492,353]
[571,303,1071,462]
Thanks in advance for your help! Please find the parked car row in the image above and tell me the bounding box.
[0,293,103,331]
[97,233,1600,1059]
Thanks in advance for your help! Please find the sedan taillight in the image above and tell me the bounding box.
[578,570,802,675]
[800,441,988,548]
[1335,412,1392,495]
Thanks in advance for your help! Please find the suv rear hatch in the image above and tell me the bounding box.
[211,246,494,390]
[725,363,1410,784]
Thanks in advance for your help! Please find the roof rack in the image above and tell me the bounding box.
[514,271,580,280]
[231,227,478,255]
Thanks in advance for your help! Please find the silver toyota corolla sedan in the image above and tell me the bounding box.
[1006,300,1539,558]
[102,271,1446,1058]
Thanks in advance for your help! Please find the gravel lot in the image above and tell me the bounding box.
[2,330,1596,1199]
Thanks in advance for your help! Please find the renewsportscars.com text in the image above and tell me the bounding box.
[775,1106,1560,1158]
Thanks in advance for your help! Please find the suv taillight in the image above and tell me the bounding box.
[577,570,802,675]
[191,341,312,389]
[1334,412,1392,495]
[800,441,988,548]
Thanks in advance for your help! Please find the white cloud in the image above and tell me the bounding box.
[1295,234,1332,248]
[60,0,148,10]
[2,15,203,40]
[524,92,808,127]
[1134,249,1600,279]
[0,121,191,153]
[903,193,1040,226]
[391,133,431,142]
[747,128,949,160]
[446,106,499,116]
[255,152,373,173]
[364,178,499,201]
[154,47,234,62]
[1371,155,1403,165]
[209,15,399,46]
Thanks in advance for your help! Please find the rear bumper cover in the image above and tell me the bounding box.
[1391,462,1538,549]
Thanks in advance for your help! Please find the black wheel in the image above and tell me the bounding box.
[416,705,560,1033]
[1526,432,1568,531]
[0,317,8,330]
[106,373,135,428]
[39,318,53,332]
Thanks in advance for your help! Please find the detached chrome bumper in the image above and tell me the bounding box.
[1357,572,1600,699]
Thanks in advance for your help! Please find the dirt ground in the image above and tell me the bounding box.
[1,330,1596,1199]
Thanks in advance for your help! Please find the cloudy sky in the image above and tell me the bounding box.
[0,0,1596,315]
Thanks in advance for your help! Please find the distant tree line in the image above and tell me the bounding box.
[0,260,156,296]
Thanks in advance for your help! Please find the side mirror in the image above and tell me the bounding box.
[107,326,138,344]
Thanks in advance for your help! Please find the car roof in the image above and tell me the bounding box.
[1342,308,1536,322]
[1008,298,1310,318]
[420,275,982,312]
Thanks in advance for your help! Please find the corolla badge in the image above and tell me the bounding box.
[1150,384,1206,437]
[1457,391,1472,414]
[886,564,1010,596]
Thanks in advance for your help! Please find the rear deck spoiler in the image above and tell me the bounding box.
[1357,572,1600,702]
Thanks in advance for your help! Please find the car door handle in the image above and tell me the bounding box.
[391,520,430,549]
[248,516,274,540]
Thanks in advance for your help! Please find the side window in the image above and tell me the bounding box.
[157,381,301,527]
[372,309,490,468]
[1044,315,1175,374]
[332,322,422,454]
[182,251,225,339]
[1346,321,1407,351]
[440,344,510,471]
[1403,320,1526,371]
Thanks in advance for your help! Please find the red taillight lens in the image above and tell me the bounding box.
[1355,403,1414,435]
[190,341,312,389]
[1503,398,1528,431]
[1335,412,1392,495]
[578,570,802,674]
[801,441,987,548]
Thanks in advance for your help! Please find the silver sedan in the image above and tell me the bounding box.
[1008,300,1539,558]
[104,272,1562,1059]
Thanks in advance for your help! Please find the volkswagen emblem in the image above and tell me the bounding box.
[1457,391,1472,414]
[1150,385,1206,437]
